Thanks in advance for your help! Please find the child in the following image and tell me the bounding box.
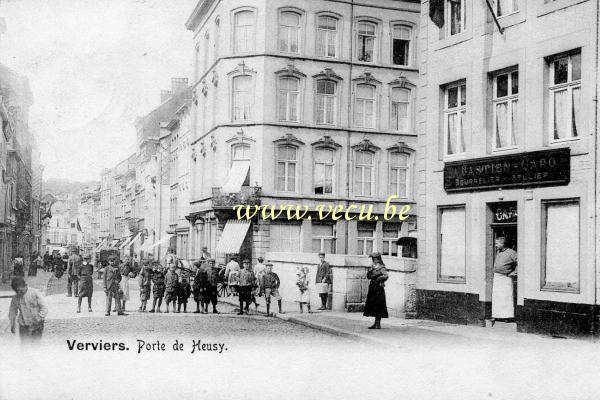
[295,266,311,314]
[9,276,48,342]
[237,259,256,315]
[77,255,94,313]
[103,257,124,316]
[177,275,191,313]
[260,262,283,317]
[138,260,152,312]
[204,260,220,314]
[149,263,165,313]
[192,260,208,314]
[164,260,179,313]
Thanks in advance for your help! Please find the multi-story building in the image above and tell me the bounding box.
[417,0,600,336]
[79,186,101,257]
[45,193,83,252]
[185,0,420,312]
[99,168,113,244]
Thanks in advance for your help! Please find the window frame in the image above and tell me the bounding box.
[356,20,378,63]
[315,79,338,125]
[388,151,410,199]
[445,0,467,37]
[231,74,253,122]
[232,8,256,54]
[278,76,300,123]
[437,205,467,283]
[278,10,302,54]
[496,0,519,18]
[443,81,467,157]
[357,221,376,255]
[316,14,340,59]
[275,144,299,193]
[391,23,412,66]
[492,69,519,151]
[390,86,411,133]
[353,149,375,197]
[270,221,302,252]
[311,221,336,254]
[548,51,582,144]
[313,146,336,196]
[354,83,377,129]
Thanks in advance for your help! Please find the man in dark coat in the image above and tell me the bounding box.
[192,260,208,313]
[103,257,124,316]
[77,255,94,313]
[315,252,332,310]
[43,251,51,272]
[164,260,179,313]
[66,249,82,297]
[205,260,219,314]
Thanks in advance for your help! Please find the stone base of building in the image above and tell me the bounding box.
[416,289,490,327]
[516,299,599,337]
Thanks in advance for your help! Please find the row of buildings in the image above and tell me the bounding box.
[93,0,600,337]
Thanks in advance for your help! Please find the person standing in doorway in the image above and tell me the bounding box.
[77,255,94,313]
[363,252,389,329]
[66,248,82,297]
[315,252,332,310]
[491,237,517,325]
[8,277,48,343]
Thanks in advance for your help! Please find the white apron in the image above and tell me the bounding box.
[120,276,130,302]
[492,273,514,319]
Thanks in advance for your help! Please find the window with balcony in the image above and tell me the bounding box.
[276,145,298,192]
[316,15,338,58]
[232,75,252,121]
[279,11,301,54]
[278,77,300,122]
[492,69,518,150]
[354,84,376,128]
[548,51,581,142]
[316,80,337,125]
[391,87,410,132]
[392,24,411,66]
[233,10,255,53]
[357,21,376,62]
[313,147,335,195]
[353,150,375,196]
[444,82,467,156]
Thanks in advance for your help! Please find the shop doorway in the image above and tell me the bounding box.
[488,202,518,326]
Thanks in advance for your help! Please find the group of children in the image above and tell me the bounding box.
[137,257,193,313]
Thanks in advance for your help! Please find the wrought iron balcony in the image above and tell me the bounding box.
[211,186,261,209]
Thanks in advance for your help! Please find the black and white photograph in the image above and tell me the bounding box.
[0,0,599,399]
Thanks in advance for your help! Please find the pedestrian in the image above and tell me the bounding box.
[491,237,518,325]
[43,250,51,272]
[205,260,219,314]
[118,256,132,312]
[260,262,283,317]
[53,253,64,278]
[177,274,191,313]
[200,246,210,260]
[224,256,240,296]
[295,266,311,314]
[149,262,166,313]
[192,260,208,313]
[103,257,125,316]
[29,251,41,277]
[237,259,256,315]
[363,252,389,329]
[12,255,25,278]
[8,276,48,343]
[66,249,82,297]
[315,252,332,310]
[138,260,152,312]
[77,255,94,313]
[164,256,179,313]
[254,256,266,294]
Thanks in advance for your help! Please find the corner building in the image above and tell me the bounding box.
[186,0,421,313]
[417,0,600,336]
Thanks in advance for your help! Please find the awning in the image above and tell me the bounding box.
[140,237,154,252]
[215,220,251,254]
[397,237,417,246]
[119,235,133,249]
[94,239,107,253]
[129,232,142,247]
[108,239,120,249]
[222,161,250,193]
[147,234,174,251]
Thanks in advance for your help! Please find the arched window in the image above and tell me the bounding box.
[392,25,412,66]
[278,77,300,122]
[316,80,336,124]
[276,145,298,192]
[279,11,301,53]
[231,143,250,186]
[389,152,409,198]
[232,75,252,121]
[313,147,335,195]
[316,15,338,58]
[357,21,376,62]
[355,84,376,128]
[354,150,375,196]
[234,10,255,53]
[391,87,410,132]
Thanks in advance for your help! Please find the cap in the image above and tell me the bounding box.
[242,259,250,263]
[265,262,273,266]
[369,251,382,258]
[83,255,91,260]
[318,252,326,256]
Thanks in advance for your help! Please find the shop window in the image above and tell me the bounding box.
[357,21,376,62]
[443,82,467,156]
[492,69,518,149]
[313,147,335,195]
[311,222,336,253]
[392,24,411,66]
[438,206,466,282]
[548,51,581,142]
[542,200,580,292]
[357,222,375,255]
[270,222,301,252]
[316,15,338,58]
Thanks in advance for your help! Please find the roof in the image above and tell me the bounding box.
[135,88,192,143]
[185,0,216,32]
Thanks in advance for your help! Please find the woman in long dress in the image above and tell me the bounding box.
[118,257,132,312]
[295,266,311,313]
[363,252,389,329]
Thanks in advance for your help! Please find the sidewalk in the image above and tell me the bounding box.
[0,270,58,298]
[218,296,585,347]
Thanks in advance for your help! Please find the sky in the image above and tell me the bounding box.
[0,0,197,182]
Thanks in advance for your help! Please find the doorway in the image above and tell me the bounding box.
[488,202,518,325]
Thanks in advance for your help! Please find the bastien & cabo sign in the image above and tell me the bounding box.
[444,148,570,192]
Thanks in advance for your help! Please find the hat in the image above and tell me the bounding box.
[242,259,250,263]
[83,255,91,260]
[265,262,273,266]
[193,260,203,267]
[369,251,382,258]
[318,252,326,256]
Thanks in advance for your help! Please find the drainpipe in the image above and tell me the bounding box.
[593,0,599,340]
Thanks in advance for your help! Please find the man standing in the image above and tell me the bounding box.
[66,248,83,297]
[77,255,94,313]
[491,237,517,324]
[315,252,332,310]
[224,255,240,296]
[103,257,125,316]
[43,250,51,272]
[205,260,220,314]
[9,277,48,343]
[238,259,256,315]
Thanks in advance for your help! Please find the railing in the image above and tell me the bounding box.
[211,186,262,208]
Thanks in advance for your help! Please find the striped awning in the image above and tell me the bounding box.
[222,161,250,193]
[129,232,143,247]
[119,235,133,249]
[108,239,120,249]
[94,239,107,253]
[147,234,174,251]
[215,220,251,255]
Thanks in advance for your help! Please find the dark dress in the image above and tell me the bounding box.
[152,270,166,298]
[77,264,94,298]
[363,265,389,318]
[139,268,152,301]
[192,267,208,302]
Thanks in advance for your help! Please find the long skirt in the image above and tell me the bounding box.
[78,275,94,298]
[119,276,130,302]
[363,281,388,318]
[297,289,310,304]
[492,273,514,319]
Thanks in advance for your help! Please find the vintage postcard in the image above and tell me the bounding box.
[0,0,599,399]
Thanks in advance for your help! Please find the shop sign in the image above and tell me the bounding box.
[444,148,570,192]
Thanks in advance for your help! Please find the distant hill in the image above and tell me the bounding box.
[43,178,99,197]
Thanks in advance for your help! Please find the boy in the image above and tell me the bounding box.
[260,262,283,317]
[103,257,125,316]
[77,255,94,313]
[9,277,48,342]
[150,263,165,313]
[295,266,311,314]
[192,260,208,313]
[138,260,152,312]
[164,259,179,313]
[177,275,191,313]
[205,260,220,314]
[237,259,256,315]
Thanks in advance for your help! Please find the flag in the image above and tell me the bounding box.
[429,0,445,29]
[76,219,82,232]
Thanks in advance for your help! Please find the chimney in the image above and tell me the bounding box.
[160,90,172,103]
[171,78,189,94]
